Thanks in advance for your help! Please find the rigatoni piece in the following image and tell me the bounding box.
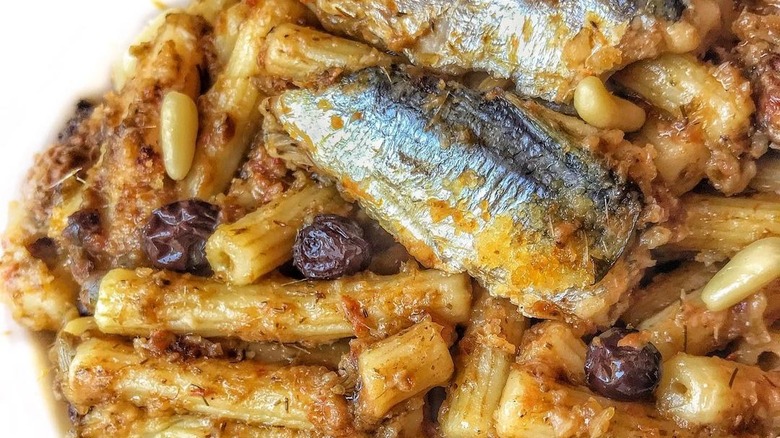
[374,397,425,438]
[63,338,355,435]
[494,366,696,438]
[728,330,780,371]
[636,291,717,359]
[615,54,753,148]
[181,0,313,198]
[206,182,351,285]
[622,261,718,327]
[75,402,317,438]
[109,9,181,92]
[515,321,587,384]
[438,292,526,438]
[356,321,454,424]
[638,281,780,360]
[187,0,240,25]
[55,318,348,370]
[261,24,394,87]
[615,53,755,194]
[634,113,710,195]
[656,353,780,436]
[665,193,780,256]
[750,151,780,194]
[212,1,252,66]
[94,267,471,343]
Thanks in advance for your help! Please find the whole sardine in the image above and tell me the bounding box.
[271,67,641,321]
[302,0,688,101]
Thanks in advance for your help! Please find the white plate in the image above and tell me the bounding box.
[0,2,185,435]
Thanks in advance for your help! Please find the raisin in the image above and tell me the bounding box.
[58,99,94,141]
[292,214,371,280]
[64,209,101,244]
[27,237,58,265]
[585,328,661,401]
[142,199,220,276]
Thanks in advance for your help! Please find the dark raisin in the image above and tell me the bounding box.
[27,237,58,265]
[585,328,661,401]
[64,209,101,244]
[58,99,95,141]
[292,214,371,280]
[142,199,220,276]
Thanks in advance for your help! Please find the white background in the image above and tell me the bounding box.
[0,1,185,435]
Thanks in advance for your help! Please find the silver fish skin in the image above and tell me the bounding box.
[302,0,688,102]
[271,67,641,322]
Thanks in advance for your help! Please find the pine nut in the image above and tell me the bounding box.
[160,91,198,181]
[573,76,646,132]
[701,237,780,311]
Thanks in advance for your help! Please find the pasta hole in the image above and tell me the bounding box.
[757,352,780,372]
[213,251,233,273]
[670,381,689,397]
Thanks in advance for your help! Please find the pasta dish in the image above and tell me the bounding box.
[2,0,780,436]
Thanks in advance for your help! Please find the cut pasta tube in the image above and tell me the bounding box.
[75,401,315,438]
[656,353,780,436]
[261,23,395,87]
[494,321,688,438]
[94,267,472,343]
[355,320,455,425]
[206,181,352,285]
[181,0,314,198]
[663,193,780,256]
[638,281,780,360]
[61,337,356,435]
[438,291,527,438]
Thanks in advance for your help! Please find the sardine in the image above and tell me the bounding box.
[271,67,641,321]
[302,0,688,102]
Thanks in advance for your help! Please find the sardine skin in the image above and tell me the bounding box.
[272,68,641,319]
[303,0,689,101]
